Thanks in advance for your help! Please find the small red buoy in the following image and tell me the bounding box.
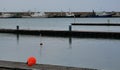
[27,56,36,66]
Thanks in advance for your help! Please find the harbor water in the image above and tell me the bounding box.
[0,18,120,32]
[0,18,120,70]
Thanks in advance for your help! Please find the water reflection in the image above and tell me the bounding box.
[69,36,72,49]
[40,44,43,57]
[3,33,119,70]
[16,34,19,45]
[40,34,43,56]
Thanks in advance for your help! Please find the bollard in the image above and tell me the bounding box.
[69,25,72,32]
[16,25,19,30]
[16,25,19,34]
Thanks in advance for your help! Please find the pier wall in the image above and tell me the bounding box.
[0,29,120,39]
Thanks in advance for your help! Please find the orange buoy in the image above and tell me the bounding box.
[27,56,36,66]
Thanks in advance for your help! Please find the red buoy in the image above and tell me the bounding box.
[27,56,36,66]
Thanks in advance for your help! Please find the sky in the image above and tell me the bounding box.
[0,0,120,12]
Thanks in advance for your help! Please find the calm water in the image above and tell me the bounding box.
[0,18,120,70]
[0,18,120,32]
[0,33,120,70]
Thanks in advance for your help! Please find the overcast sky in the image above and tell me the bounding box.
[0,0,120,12]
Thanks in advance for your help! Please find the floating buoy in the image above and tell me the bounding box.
[40,43,43,45]
[27,56,36,66]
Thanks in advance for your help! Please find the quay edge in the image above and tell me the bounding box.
[0,60,97,70]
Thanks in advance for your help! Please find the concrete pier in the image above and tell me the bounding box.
[71,23,120,26]
[0,29,120,39]
[0,60,97,70]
